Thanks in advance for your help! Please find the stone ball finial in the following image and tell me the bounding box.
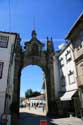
[32,30,37,38]
[47,37,49,41]
[51,37,53,41]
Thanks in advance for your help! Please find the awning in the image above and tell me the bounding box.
[60,90,77,101]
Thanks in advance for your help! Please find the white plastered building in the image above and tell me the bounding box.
[0,31,20,118]
[58,43,78,101]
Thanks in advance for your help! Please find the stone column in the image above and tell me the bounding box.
[12,44,22,115]
[46,54,58,116]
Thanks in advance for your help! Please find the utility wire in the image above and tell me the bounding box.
[9,0,12,31]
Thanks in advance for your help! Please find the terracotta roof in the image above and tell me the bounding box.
[35,94,45,100]
[29,94,45,100]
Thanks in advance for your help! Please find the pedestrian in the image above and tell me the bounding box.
[35,104,36,109]
[43,105,45,112]
[28,103,30,110]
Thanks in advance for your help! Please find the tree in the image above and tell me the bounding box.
[31,91,41,97]
[25,89,33,98]
[25,89,41,98]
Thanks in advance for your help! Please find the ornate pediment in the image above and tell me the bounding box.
[24,30,44,56]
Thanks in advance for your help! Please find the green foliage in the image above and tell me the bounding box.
[25,89,41,98]
[25,89,32,98]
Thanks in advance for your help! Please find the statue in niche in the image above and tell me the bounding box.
[32,43,39,55]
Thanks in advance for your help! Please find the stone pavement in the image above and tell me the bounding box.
[19,107,83,125]
[19,113,83,125]
[19,106,46,116]
[19,113,50,125]
[51,116,83,125]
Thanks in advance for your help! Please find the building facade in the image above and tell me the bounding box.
[59,43,78,97]
[65,13,83,116]
[0,32,21,118]
[58,43,79,116]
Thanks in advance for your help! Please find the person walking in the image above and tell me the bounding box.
[43,105,45,112]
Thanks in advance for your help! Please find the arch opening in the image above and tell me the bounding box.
[19,65,48,116]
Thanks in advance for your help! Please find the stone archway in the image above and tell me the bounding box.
[13,30,57,116]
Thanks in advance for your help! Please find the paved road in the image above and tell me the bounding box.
[18,113,51,125]
[19,113,83,125]
[19,107,83,125]
[19,107,46,116]
[19,107,51,125]
[51,117,83,125]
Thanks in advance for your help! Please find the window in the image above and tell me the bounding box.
[0,35,9,48]
[77,39,82,50]
[61,75,65,87]
[0,62,4,79]
[65,50,72,63]
[68,71,74,84]
[80,64,83,74]
[32,43,39,55]
[80,31,83,41]
[60,57,64,67]
[79,40,82,49]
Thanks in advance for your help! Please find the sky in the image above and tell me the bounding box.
[21,65,44,97]
[0,0,83,97]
